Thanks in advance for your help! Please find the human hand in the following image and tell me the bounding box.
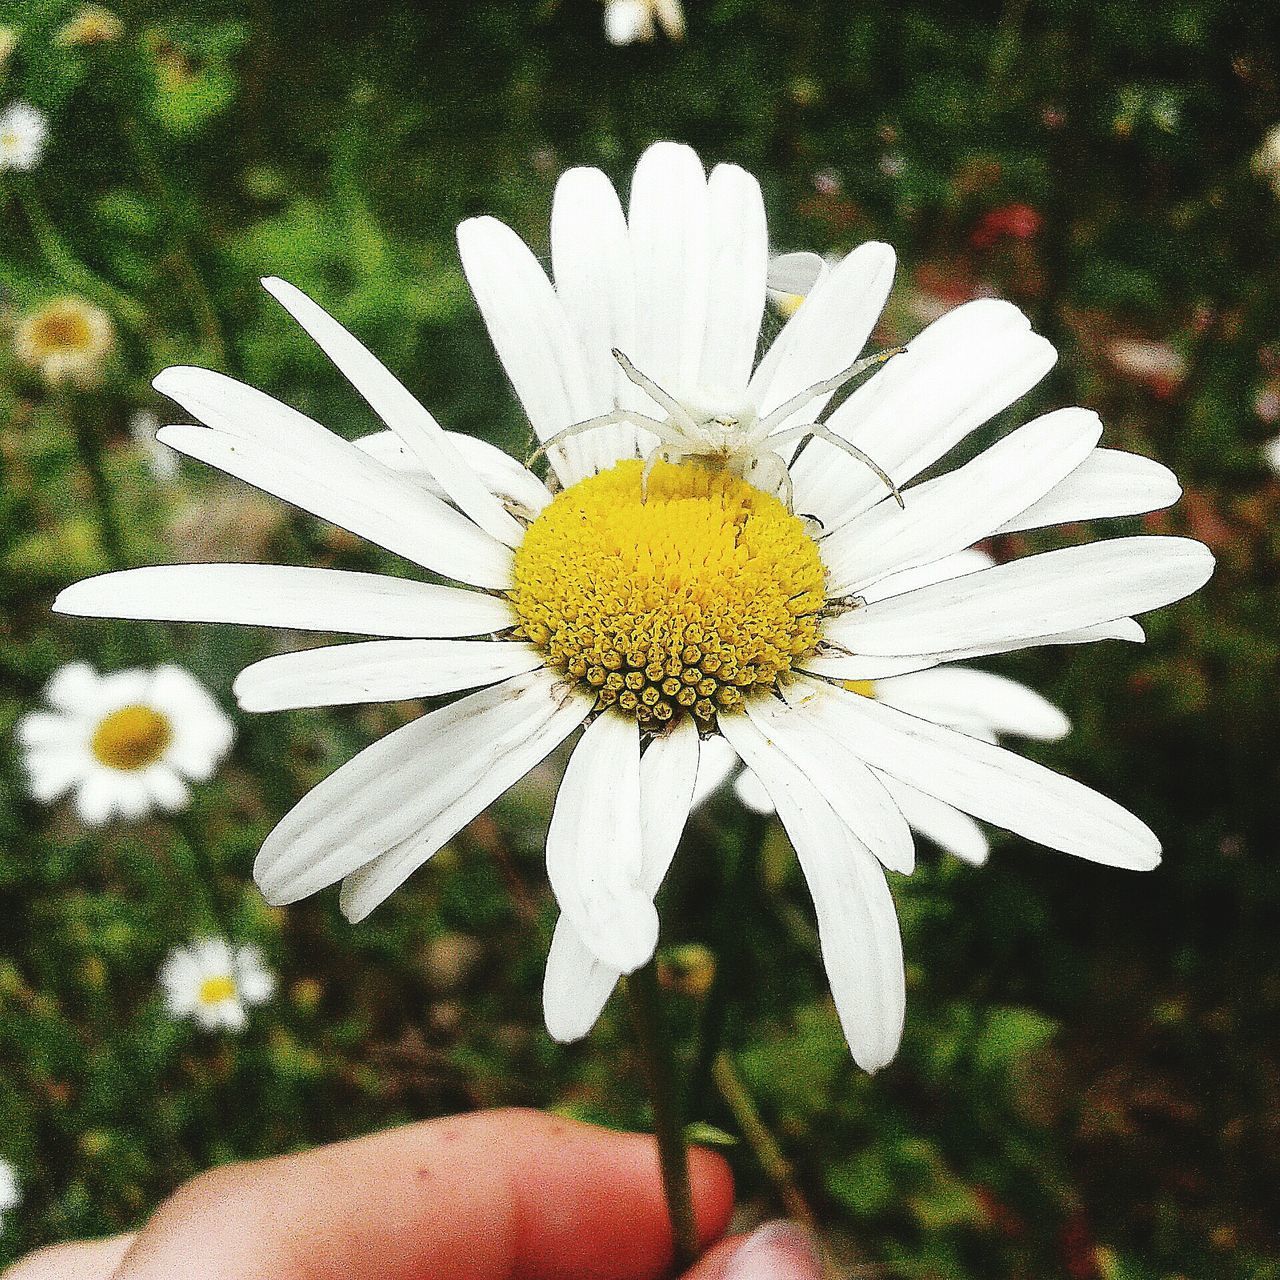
[5,1108,822,1279]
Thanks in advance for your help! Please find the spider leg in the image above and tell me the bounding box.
[756,346,907,436]
[641,443,687,501]
[612,348,701,432]
[766,420,903,509]
[526,409,671,468]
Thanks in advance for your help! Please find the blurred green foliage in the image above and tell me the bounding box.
[2,0,1279,1276]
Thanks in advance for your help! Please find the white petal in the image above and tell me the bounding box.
[542,916,620,1043]
[822,537,1213,656]
[255,669,590,909]
[44,662,101,711]
[145,764,191,812]
[733,768,776,814]
[790,299,1056,528]
[260,277,524,547]
[786,678,1161,870]
[692,733,739,808]
[551,165,640,471]
[457,215,601,486]
[698,163,767,394]
[542,717,699,1041]
[820,408,1102,596]
[233,639,543,712]
[627,141,710,393]
[23,749,86,801]
[861,549,993,603]
[719,712,906,1072]
[873,668,1071,742]
[54,565,514,638]
[73,772,117,826]
[155,421,512,591]
[802,617,1145,682]
[765,251,827,296]
[17,711,80,750]
[545,713,655,973]
[877,775,990,865]
[741,695,914,873]
[353,429,551,516]
[751,242,896,430]
[998,448,1182,533]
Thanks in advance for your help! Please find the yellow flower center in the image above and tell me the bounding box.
[30,306,95,353]
[198,975,237,1005]
[90,704,172,771]
[511,459,827,727]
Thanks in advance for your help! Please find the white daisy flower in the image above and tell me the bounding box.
[130,408,181,482]
[17,663,235,826]
[604,0,684,45]
[692,551,1069,866]
[54,142,1213,1071]
[0,100,48,172]
[0,1158,19,1232]
[13,295,115,387]
[159,938,275,1032]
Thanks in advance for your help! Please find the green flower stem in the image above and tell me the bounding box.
[711,1048,817,1232]
[121,118,229,369]
[67,398,129,572]
[172,809,232,939]
[19,191,147,329]
[625,961,699,1274]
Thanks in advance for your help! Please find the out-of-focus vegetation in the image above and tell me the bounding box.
[2,1,1278,1276]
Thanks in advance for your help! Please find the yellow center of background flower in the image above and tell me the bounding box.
[511,459,826,727]
[30,306,94,354]
[90,704,172,771]
[198,975,237,1005]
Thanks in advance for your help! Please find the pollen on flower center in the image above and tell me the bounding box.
[511,459,827,727]
[90,704,172,771]
[29,307,94,352]
[198,975,237,1005]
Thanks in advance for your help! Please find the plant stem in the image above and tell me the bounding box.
[122,118,229,369]
[171,809,233,939]
[625,962,699,1274]
[20,191,147,328]
[712,1048,817,1231]
[68,400,129,572]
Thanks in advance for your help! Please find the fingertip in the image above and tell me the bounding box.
[688,1146,735,1247]
[2,1234,135,1280]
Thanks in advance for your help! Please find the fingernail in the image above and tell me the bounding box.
[723,1221,822,1280]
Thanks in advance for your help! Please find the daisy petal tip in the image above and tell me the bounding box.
[599,901,660,976]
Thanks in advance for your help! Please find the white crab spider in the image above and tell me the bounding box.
[530,347,905,513]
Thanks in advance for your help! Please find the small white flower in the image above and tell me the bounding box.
[17,663,234,826]
[0,1159,19,1232]
[1255,123,1280,199]
[0,101,48,172]
[13,295,115,387]
[1263,434,1280,475]
[604,0,684,45]
[130,409,180,482]
[55,143,1212,1072]
[159,938,275,1031]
